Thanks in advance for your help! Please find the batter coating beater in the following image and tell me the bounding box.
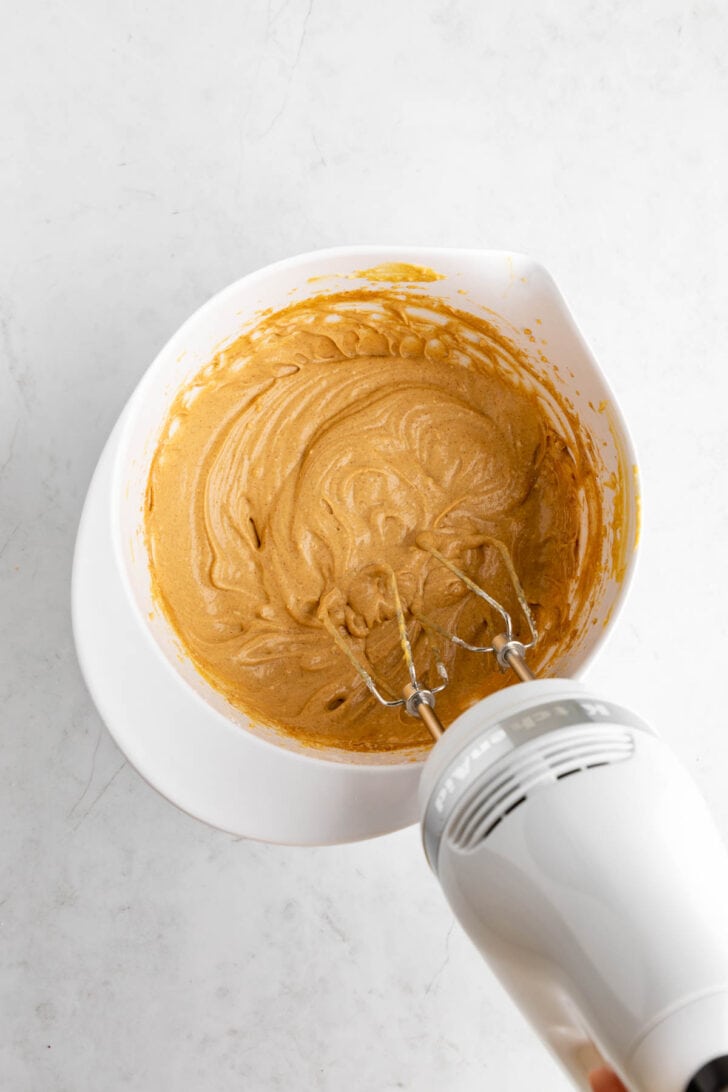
[145,291,604,752]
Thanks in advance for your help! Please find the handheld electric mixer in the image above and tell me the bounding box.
[325,539,728,1092]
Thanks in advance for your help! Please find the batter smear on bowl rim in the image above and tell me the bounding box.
[145,289,605,753]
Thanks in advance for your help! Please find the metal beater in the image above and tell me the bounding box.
[321,535,538,740]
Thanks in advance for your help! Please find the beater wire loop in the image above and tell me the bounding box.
[319,567,448,711]
[415,536,538,654]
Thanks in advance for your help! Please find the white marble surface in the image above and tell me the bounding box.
[3,1,728,1088]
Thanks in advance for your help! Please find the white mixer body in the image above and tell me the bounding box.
[420,679,728,1092]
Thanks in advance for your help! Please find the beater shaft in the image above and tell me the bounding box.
[403,684,445,738]
[492,634,535,683]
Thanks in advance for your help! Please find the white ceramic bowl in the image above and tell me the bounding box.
[72,247,640,845]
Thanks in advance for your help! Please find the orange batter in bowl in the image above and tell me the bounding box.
[145,291,603,753]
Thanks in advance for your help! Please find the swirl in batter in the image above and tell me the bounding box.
[145,291,603,753]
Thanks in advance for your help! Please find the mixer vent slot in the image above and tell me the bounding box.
[449,726,634,851]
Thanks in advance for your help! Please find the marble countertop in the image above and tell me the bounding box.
[3,1,728,1088]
